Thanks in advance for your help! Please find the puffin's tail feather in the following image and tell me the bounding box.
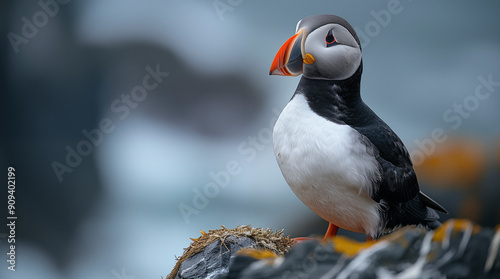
[401,192,445,229]
[381,192,447,237]
[419,191,448,214]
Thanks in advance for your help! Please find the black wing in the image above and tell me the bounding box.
[354,105,447,214]
[356,122,419,203]
[296,75,446,213]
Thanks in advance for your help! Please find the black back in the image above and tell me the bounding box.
[293,66,446,236]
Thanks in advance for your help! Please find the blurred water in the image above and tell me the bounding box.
[2,0,500,278]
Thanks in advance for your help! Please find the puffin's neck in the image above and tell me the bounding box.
[295,66,365,125]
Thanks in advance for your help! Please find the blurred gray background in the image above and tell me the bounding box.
[1,0,500,278]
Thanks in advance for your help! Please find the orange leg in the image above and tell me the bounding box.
[293,237,316,243]
[324,223,339,240]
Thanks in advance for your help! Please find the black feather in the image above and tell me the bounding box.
[295,65,447,236]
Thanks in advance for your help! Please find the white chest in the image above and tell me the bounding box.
[273,94,382,235]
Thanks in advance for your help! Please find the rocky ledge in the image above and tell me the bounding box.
[167,219,500,279]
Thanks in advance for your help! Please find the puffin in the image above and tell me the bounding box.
[270,14,447,240]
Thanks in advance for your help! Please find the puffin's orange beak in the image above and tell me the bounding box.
[269,29,305,76]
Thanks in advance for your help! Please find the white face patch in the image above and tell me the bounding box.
[303,24,362,80]
[295,19,302,33]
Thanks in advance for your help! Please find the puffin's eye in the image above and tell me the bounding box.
[325,29,337,47]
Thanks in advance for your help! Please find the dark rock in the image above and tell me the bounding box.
[220,219,500,279]
[167,225,294,279]
[175,236,254,279]
[168,220,500,279]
